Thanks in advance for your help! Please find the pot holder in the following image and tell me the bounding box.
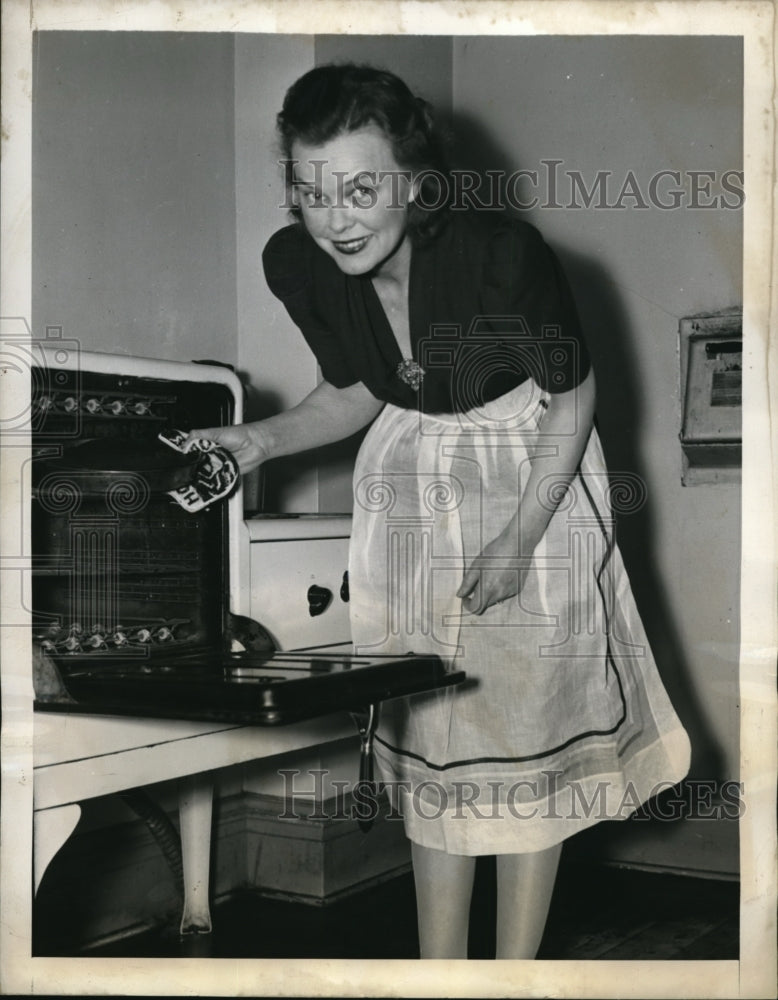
[158,428,240,512]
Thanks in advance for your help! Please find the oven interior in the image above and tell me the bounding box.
[32,366,233,667]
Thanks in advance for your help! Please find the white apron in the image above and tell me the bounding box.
[349,379,690,855]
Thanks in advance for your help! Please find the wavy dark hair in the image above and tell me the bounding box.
[277,63,451,244]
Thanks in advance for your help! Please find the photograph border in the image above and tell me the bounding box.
[1,1,775,997]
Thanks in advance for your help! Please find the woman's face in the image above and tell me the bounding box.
[290,125,414,280]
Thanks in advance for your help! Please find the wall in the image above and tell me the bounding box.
[32,31,238,364]
[453,36,742,870]
[314,34,453,121]
[234,33,317,511]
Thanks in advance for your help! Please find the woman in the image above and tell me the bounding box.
[189,64,690,959]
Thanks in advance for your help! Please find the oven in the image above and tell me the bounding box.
[30,345,463,934]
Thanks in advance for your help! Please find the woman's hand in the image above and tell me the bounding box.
[183,424,268,475]
[457,370,597,616]
[183,380,384,478]
[457,516,534,615]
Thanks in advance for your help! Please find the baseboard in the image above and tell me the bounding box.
[563,783,740,880]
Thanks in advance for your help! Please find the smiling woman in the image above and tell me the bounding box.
[188,62,691,961]
[291,128,414,284]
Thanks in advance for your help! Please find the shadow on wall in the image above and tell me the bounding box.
[238,377,282,514]
[563,247,725,785]
[448,109,726,785]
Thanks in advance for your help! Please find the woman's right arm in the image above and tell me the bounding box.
[185,379,384,474]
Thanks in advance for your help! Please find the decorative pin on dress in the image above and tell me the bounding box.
[396,359,426,391]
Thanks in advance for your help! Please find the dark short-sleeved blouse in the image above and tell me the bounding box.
[262,212,590,413]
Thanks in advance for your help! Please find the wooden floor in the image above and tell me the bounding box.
[43,859,739,961]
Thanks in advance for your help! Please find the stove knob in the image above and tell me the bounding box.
[109,399,125,415]
[131,401,150,415]
[85,398,102,414]
[63,396,79,412]
[307,585,332,617]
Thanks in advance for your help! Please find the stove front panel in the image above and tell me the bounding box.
[248,530,352,651]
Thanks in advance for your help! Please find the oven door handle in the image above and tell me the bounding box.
[350,702,380,833]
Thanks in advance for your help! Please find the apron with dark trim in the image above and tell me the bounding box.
[349,380,690,854]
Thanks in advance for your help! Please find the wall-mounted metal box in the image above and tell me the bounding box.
[679,310,742,486]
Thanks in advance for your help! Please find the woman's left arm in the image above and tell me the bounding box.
[457,368,596,615]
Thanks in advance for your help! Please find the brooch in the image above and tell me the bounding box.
[396,359,426,391]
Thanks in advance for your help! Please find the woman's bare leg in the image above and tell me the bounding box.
[411,841,477,958]
[495,843,562,959]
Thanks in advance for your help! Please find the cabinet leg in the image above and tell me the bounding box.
[178,773,213,935]
[34,803,82,894]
